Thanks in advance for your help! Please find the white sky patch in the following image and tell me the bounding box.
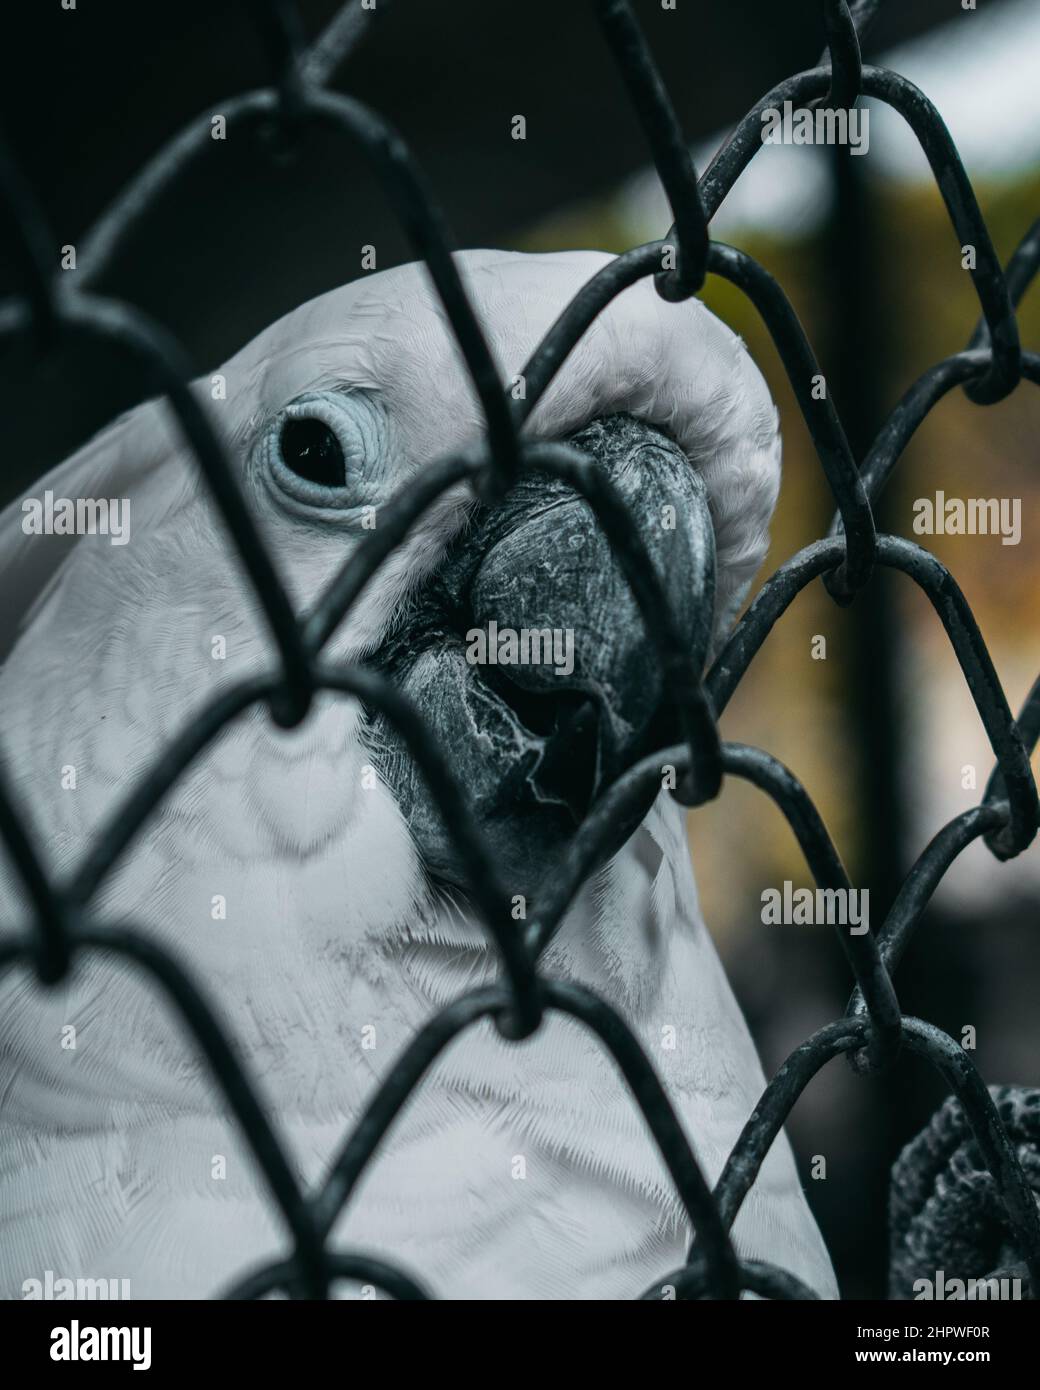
[618,0,1040,243]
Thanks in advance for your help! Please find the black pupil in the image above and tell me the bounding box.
[279,417,346,487]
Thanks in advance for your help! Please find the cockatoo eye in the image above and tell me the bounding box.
[278,417,346,487]
[259,391,385,510]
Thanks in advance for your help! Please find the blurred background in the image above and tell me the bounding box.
[2,0,1038,1297]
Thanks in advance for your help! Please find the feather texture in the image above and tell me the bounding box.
[0,250,834,1299]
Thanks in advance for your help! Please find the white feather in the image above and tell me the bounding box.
[0,250,834,1299]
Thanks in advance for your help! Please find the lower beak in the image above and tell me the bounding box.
[370,412,716,902]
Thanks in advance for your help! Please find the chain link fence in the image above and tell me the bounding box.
[1,0,1038,1300]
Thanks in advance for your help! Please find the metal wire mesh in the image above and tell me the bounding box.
[1,0,1039,1300]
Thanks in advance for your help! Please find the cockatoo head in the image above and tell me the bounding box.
[2,249,780,916]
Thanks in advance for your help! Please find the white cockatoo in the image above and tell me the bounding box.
[0,250,838,1300]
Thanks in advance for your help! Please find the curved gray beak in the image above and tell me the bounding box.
[370,413,716,902]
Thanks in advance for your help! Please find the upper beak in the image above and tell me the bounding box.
[370,412,716,903]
